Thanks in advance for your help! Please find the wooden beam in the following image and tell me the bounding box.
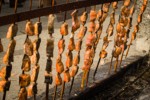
[0,0,122,26]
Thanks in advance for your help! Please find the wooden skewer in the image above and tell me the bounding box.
[2,89,6,100]
[119,0,137,67]
[125,0,137,58]
[69,5,87,94]
[93,3,113,79]
[93,58,101,80]
[85,4,98,86]
[69,0,85,95]
[125,39,132,58]
[114,57,119,72]
[53,0,69,99]
[109,0,126,74]
[31,1,42,99]
[69,77,74,95]
[108,54,114,74]
[45,0,55,99]
[60,81,65,100]
[119,49,124,68]
[46,84,49,100]
[86,69,90,87]
[81,70,88,90]
[34,94,36,100]
[53,85,57,100]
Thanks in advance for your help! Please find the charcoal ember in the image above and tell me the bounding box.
[19,74,30,87]
[0,64,12,80]
[24,37,33,56]
[45,59,52,72]
[34,22,42,36]
[18,88,27,100]
[46,38,54,57]
[44,72,53,84]
[21,54,31,72]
